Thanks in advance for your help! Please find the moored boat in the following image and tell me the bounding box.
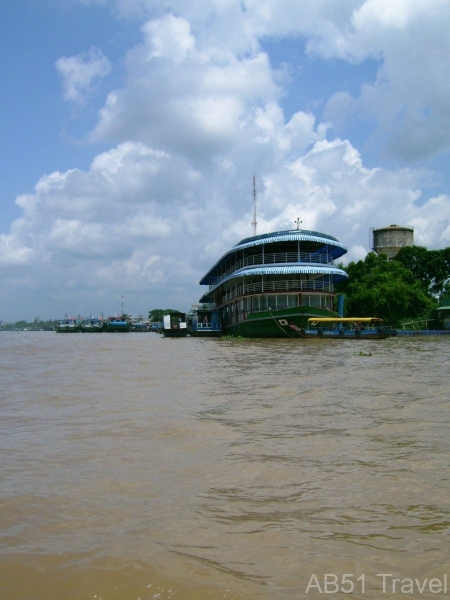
[103,316,131,332]
[131,318,150,332]
[198,227,349,337]
[161,312,188,337]
[187,304,221,337]
[55,317,81,333]
[80,317,105,332]
[304,317,397,339]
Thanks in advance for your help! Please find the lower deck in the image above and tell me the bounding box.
[220,291,335,328]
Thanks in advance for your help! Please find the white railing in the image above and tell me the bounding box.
[208,251,330,289]
[222,279,333,303]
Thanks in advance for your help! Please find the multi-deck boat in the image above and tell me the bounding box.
[198,228,349,337]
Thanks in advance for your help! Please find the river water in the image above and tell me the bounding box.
[1,331,450,599]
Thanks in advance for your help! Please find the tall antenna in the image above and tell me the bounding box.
[252,174,257,236]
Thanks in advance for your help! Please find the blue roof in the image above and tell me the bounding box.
[200,229,347,284]
[234,265,347,276]
[236,229,340,245]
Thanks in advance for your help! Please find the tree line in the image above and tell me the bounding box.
[335,246,450,326]
[0,317,57,331]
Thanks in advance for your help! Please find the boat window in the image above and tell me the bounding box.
[276,295,288,309]
[301,294,332,309]
[309,294,322,307]
[287,295,298,308]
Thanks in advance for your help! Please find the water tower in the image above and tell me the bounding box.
[371,225,414,259]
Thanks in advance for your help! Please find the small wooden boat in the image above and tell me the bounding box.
[161,312,188,337]
[305,317,397,339]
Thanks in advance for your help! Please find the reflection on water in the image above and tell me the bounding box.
[1,332,450,599]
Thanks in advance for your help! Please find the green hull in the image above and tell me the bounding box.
[223,306,339,338]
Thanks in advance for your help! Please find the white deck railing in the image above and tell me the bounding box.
[208,251,330,289]
[222,279,332,304]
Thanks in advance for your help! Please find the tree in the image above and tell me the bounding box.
[394,245,450,299]
[336,252,436,324]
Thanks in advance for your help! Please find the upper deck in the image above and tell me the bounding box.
[199,229,347,286]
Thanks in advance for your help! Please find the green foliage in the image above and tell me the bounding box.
[336,252,436,325]
[14,320,29,330]
[394,245,450,299]
[148,308,179,322]
[0,318,58,331]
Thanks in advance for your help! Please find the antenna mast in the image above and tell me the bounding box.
[252,174,257,236]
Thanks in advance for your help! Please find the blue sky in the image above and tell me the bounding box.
[1,0,450,321]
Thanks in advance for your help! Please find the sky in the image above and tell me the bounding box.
[1,0,450,321]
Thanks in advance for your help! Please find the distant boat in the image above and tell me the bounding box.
[103,317,131,332]
[80,317,104,332]
[187,305,221,337]
[197,227,348,337]
[131,319,150,332]
[161,312,188,337]
[302,317,397,339]
[55,318,81,333]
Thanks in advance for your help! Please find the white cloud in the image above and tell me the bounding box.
[89,15,279,163]
[88,0,450,162]
[142,14,195,62]
[315,0,450,160]
[0,233,34,266]
[55,47,111,104]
